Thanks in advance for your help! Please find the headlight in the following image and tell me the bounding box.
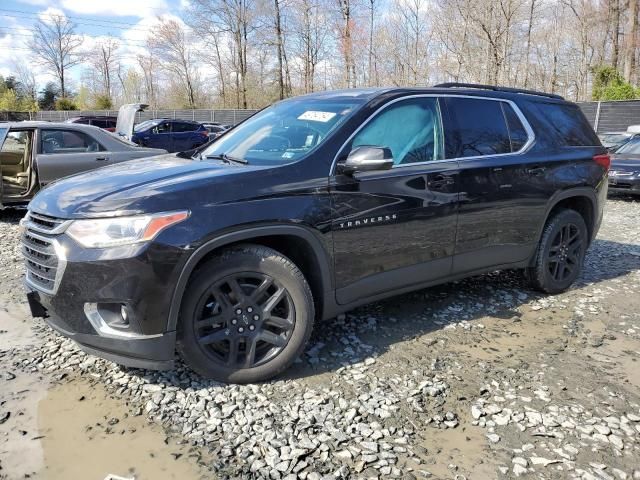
[66,211,189,248]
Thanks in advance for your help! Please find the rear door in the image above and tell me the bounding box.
[172,122,199,152]
[0,125,10,203]
[36,128,110,185]
[330,96,460,305]
[444,96,551,273]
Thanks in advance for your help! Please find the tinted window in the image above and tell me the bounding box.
[503,104,529,151]
[91,119,107,128]
[446,98,511,157]
[351,98,444,165]
[41,130,103,153]
[173,122,198,133]
[535,102,600,146]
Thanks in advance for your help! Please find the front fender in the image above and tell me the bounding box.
[165,224,334,331]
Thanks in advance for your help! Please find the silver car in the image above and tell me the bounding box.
[0,121,166,208]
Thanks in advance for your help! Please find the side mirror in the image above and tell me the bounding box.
[339,146,394,174]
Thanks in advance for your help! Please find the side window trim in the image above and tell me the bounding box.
[330,94,535,175]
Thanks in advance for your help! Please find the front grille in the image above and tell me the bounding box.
[20,211,70,294]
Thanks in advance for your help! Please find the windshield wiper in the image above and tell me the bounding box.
[205,153,248,165]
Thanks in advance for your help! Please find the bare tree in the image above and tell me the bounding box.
[137,52,160,108]
[337,0,357,87]
[148,18,199,108]
[90,38,119,99]
[12,61,38,105]
[27,13,83,98]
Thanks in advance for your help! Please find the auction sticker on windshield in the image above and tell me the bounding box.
[298,111,337,122]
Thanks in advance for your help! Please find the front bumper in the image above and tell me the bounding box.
[608,175,640,195]
[21,222,192,371]
[27,286,176,370]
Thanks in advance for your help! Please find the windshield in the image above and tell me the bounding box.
[134,120,160,132]
[199,98,362,165]
[615,137,640,154]
[600,133,630,146]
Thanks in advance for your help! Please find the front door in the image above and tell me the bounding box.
[330,96,459,305]
[146,121,173,151]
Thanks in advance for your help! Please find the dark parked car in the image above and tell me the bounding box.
[22,83,608,383]
[131,119,210,153]
[608,137,640,195]
[65,116,118,132]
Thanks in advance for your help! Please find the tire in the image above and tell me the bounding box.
[527,209,588,294]
[177,244,314,383]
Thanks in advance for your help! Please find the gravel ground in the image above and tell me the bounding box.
[1,198,640,479]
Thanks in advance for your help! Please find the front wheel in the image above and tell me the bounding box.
[527,209,588,294]
[177,245,314,383]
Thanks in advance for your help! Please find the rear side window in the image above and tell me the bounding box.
[535,103,600,146]
[445,98,512,157]
[173,122,198,133]
[503,104,529,151]
[91,119,107,128]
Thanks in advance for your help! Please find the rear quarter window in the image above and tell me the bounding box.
[534,102,600,146]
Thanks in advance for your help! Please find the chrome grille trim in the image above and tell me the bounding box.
[22,211,72,235]
[20,213,68,295]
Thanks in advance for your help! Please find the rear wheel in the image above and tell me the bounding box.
[177,245,314,383]
[527,209,588,294]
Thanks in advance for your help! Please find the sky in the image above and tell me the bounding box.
[0,0,190,88]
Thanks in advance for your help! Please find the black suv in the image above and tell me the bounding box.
[21,84,609,383]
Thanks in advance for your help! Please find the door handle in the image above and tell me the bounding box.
[428,174,455,189]
[527,166,546,176]
[95,157,109,161]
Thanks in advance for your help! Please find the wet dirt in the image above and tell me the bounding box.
[0,306,208,480]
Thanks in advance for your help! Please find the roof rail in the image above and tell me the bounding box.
[433,82,564,100]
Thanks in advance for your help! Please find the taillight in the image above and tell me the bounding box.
[593,153,611,170]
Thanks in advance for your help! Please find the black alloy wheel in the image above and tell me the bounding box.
[527,209,588,294]
[193,273,295,369]
[546,223,582,283]
[178,245,314,383]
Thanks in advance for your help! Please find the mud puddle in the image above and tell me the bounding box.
[37,380,208,480]
[1,304,209,480]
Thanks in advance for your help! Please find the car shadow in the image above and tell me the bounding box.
[128,237,640,389]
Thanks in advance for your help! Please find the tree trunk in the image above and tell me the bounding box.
[612,0,621,69]
[523,0,536,88]
[274,0,285,99]
[624,0,639,81]
[368,0,374,86]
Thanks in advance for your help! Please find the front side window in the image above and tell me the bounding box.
[446,97,512,157]
[201,98,361,165]
[41,129,103,154]
[351,97,444,165]
[152,122,171,134]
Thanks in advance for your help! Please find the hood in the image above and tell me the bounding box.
[28,155,270,218]
[115,103,148,140]
[611,153,640,169]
